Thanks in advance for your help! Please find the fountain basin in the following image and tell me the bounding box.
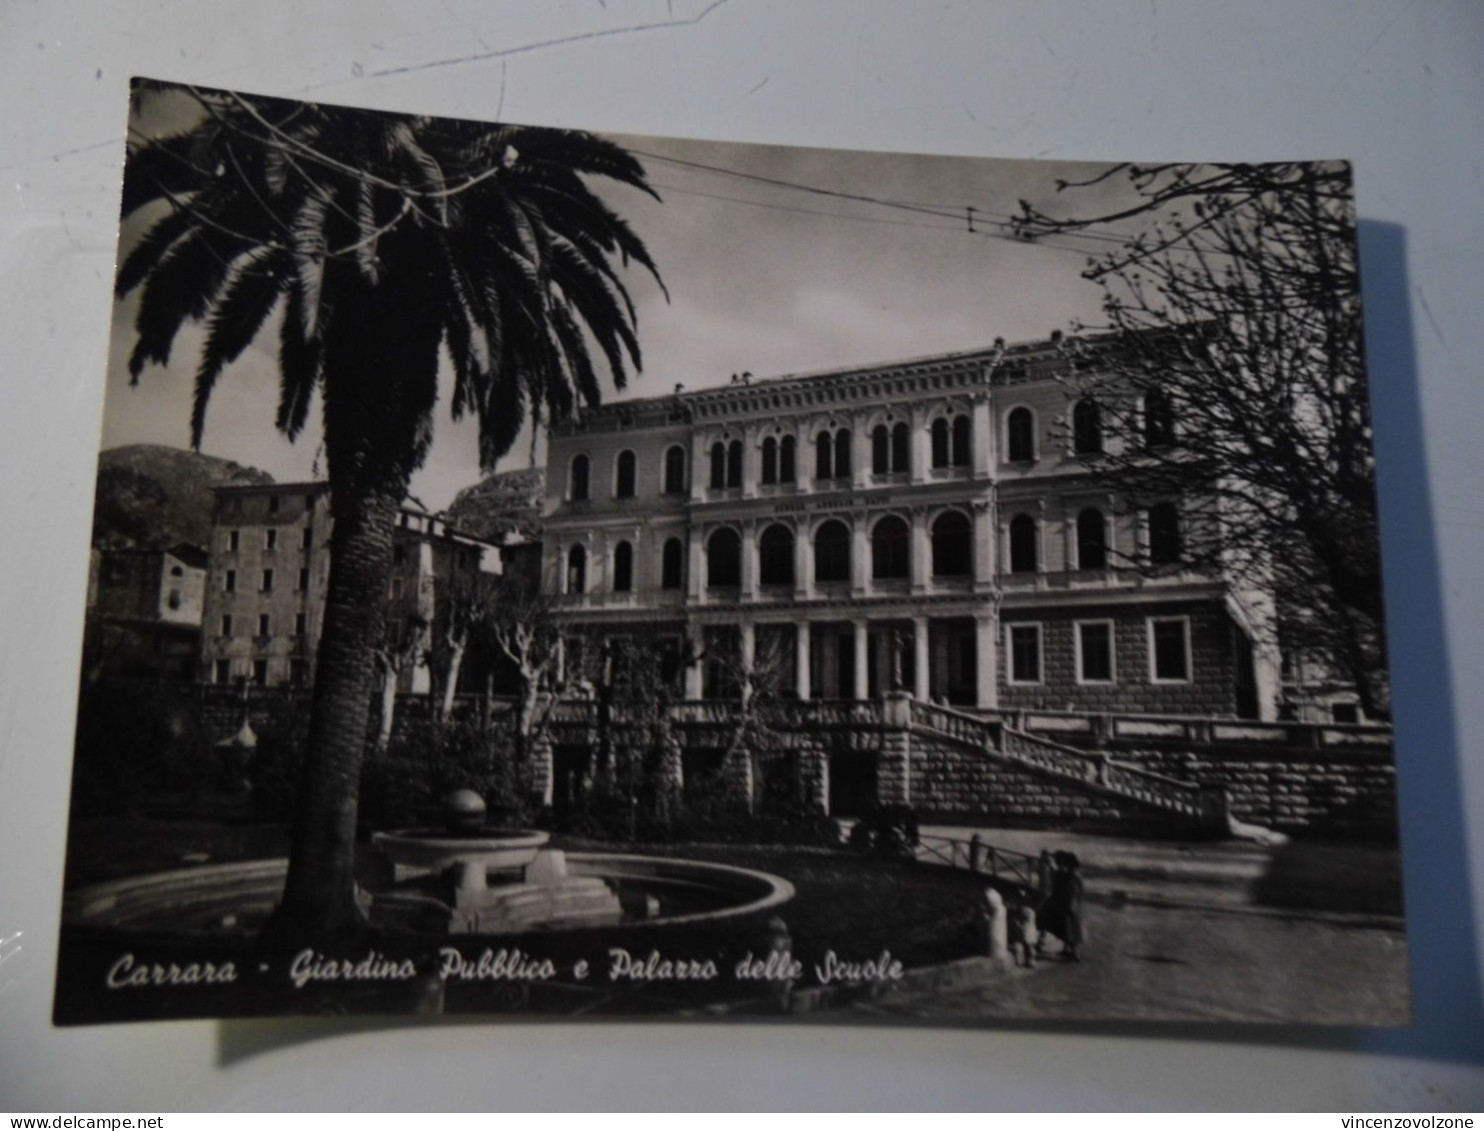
[64,852,795,936]
[371,827,550,877]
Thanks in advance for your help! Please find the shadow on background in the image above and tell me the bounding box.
[216,219,1483,1072]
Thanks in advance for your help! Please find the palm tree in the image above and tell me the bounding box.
[117,81,664,941]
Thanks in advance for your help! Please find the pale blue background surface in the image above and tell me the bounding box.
[0,1,1480,1111]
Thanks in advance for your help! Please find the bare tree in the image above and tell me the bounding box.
[700,627,797,812]
[485,576,565,767]
[426,571,502,725]
[372,610,429,749]
[1012,163,1388,716]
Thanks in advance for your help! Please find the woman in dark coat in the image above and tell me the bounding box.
[1036,851,1085,960]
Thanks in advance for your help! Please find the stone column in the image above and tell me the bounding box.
[739,619,755,704]
[973,500,995,588]
[911,506,931,594]
[683,621,704,700]
[741,519,758,600]
[850,511,869,596]
[795,621,811,699]
[878,690,913,805]
[795,519,814,600]
[742,423,758,500]
[853,618,870,701]
[913,615,930,701]
[909,405,928,485]
[972,393,993,477]
[530,727,555,807]
[975,612,998,709]
[852,410,871,490]
[690,433,707,502]
[687,526,704,602]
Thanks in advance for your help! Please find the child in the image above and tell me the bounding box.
[1007,897,1040,968]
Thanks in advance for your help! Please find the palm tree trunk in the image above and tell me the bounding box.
[265,484,403,946]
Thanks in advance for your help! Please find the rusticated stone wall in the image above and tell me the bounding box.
[1103,745,1397,835]
[906,733,1189,833]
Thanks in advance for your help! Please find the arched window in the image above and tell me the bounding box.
[779,435,796,483]
[1008,514,1038,573]
[871,515,911,580]
[891,422,909,472]
[1076,508,1108,570]
[930,417,950,468]
[1148,502,1183,564]
[833,429,852,479]
[1073,400,1103,455]
[613,541,633,591]
[664,445,687,494]
[707,528,741,587]
[814,520,851,583]
[615,451,636,498]
[709,442,726,489]
[569,454,590,501]
[727,439,743,487]
[1007,407,1035,462]
[661,538,684,590]
[815,433,833,480]
[1144,388,1175,449]
[872,424,891,474]
[931,510,972,576]
[566,544,587,593]
[758,524,795,585]
[951,414,971,467]
[761,437,778,485]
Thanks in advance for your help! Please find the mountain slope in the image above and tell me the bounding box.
[92,444,274,551]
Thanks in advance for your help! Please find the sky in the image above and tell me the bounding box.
[98,88,1149,510]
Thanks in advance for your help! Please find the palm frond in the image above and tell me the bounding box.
[276,280,321,439]
[190,250,288,446]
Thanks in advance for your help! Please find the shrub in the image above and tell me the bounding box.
[359,716,538,831]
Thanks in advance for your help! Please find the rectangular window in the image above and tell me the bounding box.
[265,529,278,551]
[214,658,232,684]
[295,612,307,637]
[1007,624,1042,684]
[298,568,310,592]
[258,613,271,637]
[291,659,308,685]
[1331,703,1360,724]
[261,569,274,593]
[252,659,268,686]
[1076,620,1115,683]
[1149,617,1191,682]
[268,495,280,513]
[220,614,232,637]
[301,526,313,550]
[228,530,240,552]
[224,569,236,593]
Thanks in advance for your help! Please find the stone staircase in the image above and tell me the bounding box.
[906,700,1234,834]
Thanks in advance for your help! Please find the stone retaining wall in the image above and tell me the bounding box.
[906,732,1188,833]
[1102,745,1397,836]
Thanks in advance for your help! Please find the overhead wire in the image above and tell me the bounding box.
[630,146,1235,257]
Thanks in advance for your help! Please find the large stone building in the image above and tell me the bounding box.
[83,542,208,681]
[199,483,497,690]
[541,333,1280,720]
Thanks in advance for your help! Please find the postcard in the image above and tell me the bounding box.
[55,77,1407,1025]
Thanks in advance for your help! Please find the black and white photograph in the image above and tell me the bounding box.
[54,76,1409,1027]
